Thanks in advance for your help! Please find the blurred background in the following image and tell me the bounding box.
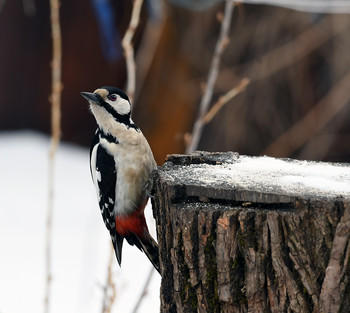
[1,0,350,163]
[1,1,350,313]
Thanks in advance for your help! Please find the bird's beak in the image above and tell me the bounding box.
[80,91,100,103]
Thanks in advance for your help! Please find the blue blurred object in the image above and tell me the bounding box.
[90,0,123,62]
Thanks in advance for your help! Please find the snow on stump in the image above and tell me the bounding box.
[151,151,350,313]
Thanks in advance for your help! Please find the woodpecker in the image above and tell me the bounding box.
[81,86,160,273]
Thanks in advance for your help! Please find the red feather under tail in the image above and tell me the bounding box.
[114,201,160,274]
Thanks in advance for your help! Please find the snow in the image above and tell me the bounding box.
[0,131,160,313]
[174,155,350,199]
[232,156,350,197]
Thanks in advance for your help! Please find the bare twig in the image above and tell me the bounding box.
[131,267,155,313]
[202,78,250,125]
[45,0,62,312]
[262,70,350,157]
[101,244,117,313]
[122,0,144,103]
[186,0,235,153]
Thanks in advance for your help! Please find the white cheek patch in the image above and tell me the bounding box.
[108,97,131,115]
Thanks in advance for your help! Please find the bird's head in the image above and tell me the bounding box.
[81,86,133,130]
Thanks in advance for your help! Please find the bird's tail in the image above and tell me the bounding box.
[139,232,160,274]
[113,233,124,266]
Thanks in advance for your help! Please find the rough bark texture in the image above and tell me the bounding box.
[151,151,350,313]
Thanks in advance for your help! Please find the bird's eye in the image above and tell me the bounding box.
[108,94,117,101]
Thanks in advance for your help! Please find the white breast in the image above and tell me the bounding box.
[100,134,156,216]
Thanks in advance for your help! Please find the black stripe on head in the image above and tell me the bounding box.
[102,86,129,102]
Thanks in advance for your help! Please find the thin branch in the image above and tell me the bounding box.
[122,0,144,103]
[131,267,155,313]
[186,0,235,153]
[202,78,250,125]
[45,0,62,312]
[101,244,117,313]
[262,70,350,157]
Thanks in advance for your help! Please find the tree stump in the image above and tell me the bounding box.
[151,151,350,313]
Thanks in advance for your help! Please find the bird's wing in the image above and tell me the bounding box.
[94,143,117,225]
[90,139,124,265]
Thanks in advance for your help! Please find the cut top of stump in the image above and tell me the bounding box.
[158,151,350,205]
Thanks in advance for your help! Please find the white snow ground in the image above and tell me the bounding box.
[0,131,160,313]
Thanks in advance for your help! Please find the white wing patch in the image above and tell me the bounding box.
[90,143,102,200]
[96,171,101,182]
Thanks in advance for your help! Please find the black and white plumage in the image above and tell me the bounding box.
[81,86,160,273]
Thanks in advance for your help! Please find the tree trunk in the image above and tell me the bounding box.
[151,151,350,313]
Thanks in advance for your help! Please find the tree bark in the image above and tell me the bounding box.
[151,151,350,313]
